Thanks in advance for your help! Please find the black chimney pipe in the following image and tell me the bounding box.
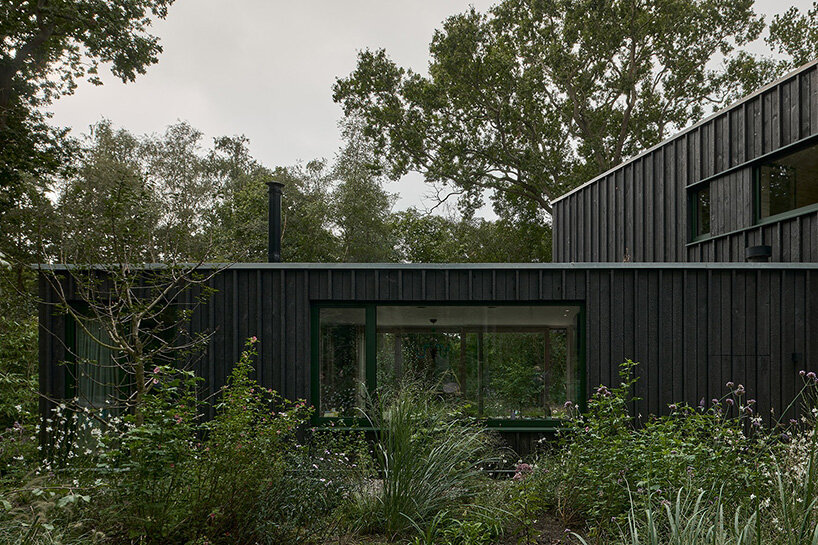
[267,181,284,263]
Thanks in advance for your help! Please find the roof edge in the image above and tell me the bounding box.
[552,58,818,205]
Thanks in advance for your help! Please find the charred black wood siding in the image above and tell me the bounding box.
[553,62,818,263]
[40,264,818,430]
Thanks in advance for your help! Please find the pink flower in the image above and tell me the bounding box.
[152,378,159,384]
[153,366,160,374]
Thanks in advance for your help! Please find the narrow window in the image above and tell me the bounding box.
[73,319,123,413]
[317,307,367,418]
[757,141,818,220]
[692,185,711,239]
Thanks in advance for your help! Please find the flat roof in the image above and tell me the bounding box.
[551,58,818,205]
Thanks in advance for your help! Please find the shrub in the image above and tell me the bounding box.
[82,338,313,544]
[530,361,781,537]
[343,381,499,537]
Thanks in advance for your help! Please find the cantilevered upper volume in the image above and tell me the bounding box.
[552,59,818,264]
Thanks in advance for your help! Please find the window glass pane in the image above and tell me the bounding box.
[376,305,580,420]
[75,320,121,412]
[759,142,818,219]
[319,308,366,417]
[694,186,710,237]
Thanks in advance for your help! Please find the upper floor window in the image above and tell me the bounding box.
[691,185,710,239]
[757,142,818,221]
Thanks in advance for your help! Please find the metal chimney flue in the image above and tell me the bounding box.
[267,181,284,263]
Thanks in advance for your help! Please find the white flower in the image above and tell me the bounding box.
[14,404,22,412]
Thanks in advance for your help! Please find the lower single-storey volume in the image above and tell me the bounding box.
[39,262,818,451]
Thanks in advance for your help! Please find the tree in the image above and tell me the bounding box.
[333,0,812,219]
[48,121,219,426]
[0,0,174,214]
[392,209,552,263]
[333,118,397,263]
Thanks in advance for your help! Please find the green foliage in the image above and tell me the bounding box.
[333,0,814,219]
[344,382,498,537]
[26,339,309,544]
[0,267,39,477]
[572,488,759,545]
[529,361,780,536]
[0,0,174,214]
[391,208,552,263]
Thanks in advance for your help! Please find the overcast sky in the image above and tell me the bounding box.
[49,0,813,213]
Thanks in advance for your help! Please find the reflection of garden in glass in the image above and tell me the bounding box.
[318,308,366,417]
[375,305,579,420]
[758,141,818,219]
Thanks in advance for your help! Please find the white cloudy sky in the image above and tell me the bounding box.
[49,0,814,213]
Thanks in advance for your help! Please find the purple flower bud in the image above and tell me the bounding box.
[808,372,817,381]
[726,381,735,389]
[736,384,745,395]
[800,370,807,377]
[725,398,734,406]
[711,398,719,405]
[748,399,756,405]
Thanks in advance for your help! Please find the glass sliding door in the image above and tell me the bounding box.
[317,307,367,418]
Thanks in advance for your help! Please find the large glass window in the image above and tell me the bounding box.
[315,303,582,422]
[317,308,367,418]
[692,185,711,239]
[758,142,818,220]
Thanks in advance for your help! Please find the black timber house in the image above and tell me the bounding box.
[39,61,818,448]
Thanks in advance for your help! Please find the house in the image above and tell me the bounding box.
[39,61,818,451]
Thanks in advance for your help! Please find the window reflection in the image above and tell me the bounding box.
[759,142,818,219]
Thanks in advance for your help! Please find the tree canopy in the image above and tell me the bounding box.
[0,0,175,215]
[333,0,818,220]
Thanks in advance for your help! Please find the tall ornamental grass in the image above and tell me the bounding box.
[346,381,498,536]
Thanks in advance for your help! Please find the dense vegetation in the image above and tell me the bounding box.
[3,0,818,543]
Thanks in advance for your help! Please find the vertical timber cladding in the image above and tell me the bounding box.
[38,263,818,425]
[552,61,818,263]
[123,263,818,423]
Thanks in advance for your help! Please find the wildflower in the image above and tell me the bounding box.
[725,398,734,406]
[800,370,807,376]
[669,404,677,411]
[153,366,160,374]
[564,400,573,409]
[736,384,745,394]
[807,372,817,381]
[726,381,735,389]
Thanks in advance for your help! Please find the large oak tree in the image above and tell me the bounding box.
[333,0,818,220]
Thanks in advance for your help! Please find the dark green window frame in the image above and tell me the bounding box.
[64,306,129,414]
[754,139,818,225]
[689,184,711,241]
[310,301,586,432]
